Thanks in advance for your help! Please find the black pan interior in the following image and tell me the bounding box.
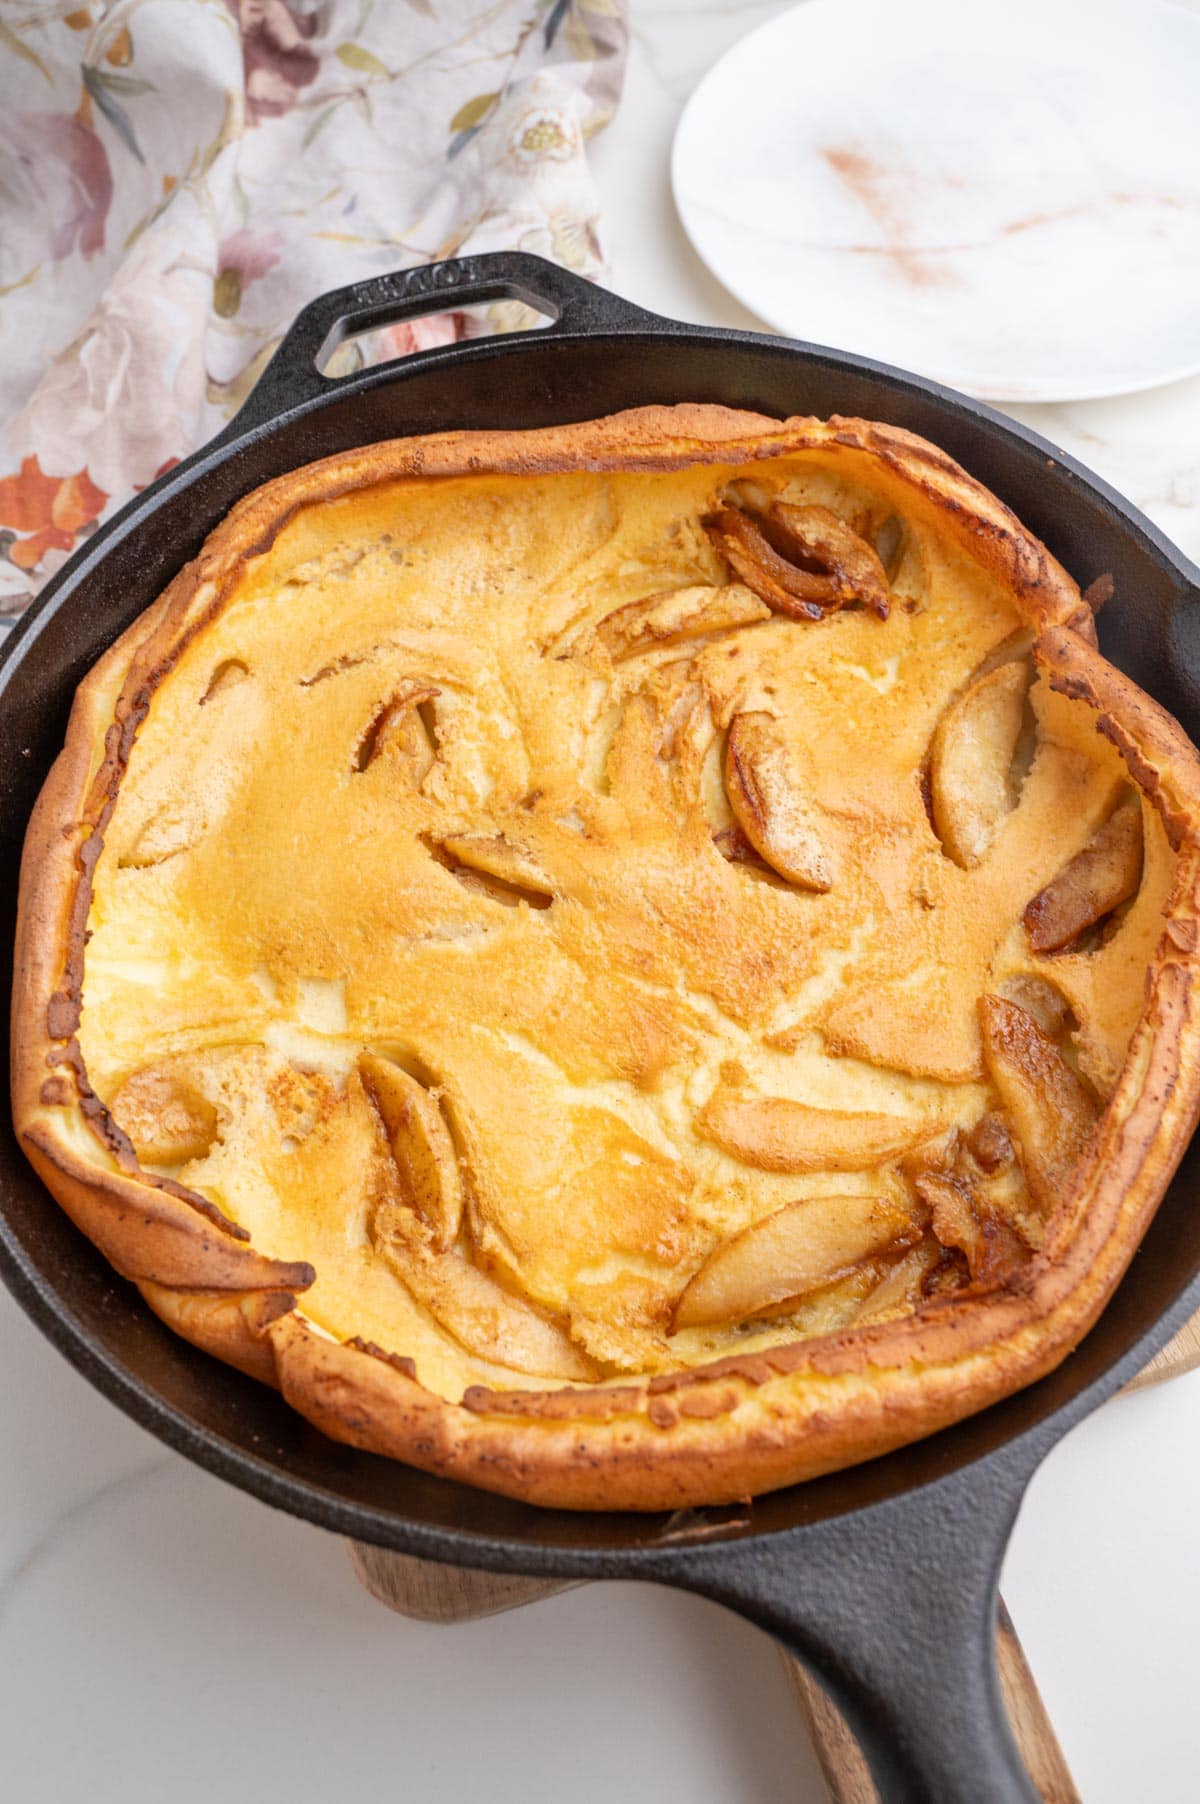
[3,320,1200,1569]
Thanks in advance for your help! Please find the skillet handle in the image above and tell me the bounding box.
[666,1460,1041,1804]
[228,253,661,435]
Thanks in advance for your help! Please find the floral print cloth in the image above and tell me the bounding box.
[0,0,627,624]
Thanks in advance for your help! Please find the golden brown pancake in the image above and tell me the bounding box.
[13,404,1200,1510]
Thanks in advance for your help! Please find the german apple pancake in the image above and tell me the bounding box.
[13,405,1200,1510]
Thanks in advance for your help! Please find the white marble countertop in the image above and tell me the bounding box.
[5,5,1200,1800]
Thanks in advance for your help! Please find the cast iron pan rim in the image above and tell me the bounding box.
[3,258,1199,1572]
[223,313,1200,599]
[2,309,1198,692]
[3,1209,1199,1571]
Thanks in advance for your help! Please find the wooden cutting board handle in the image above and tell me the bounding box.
[1125,1312,1200,1391]
[347,1544,1079,1803]
[345,1323,1200,1802]
[347,1540,582,1621]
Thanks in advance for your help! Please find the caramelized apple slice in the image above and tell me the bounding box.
[772,502,892,619]
[1023,796,1143,953]
[110,1064,219,1166]
[592,583,770,661]
[897,1125,959,1180]
[697,1082,943,1172]
[360,1054,464,1251]
[673,1194,917,1329]
[703,503,891,620]
[725,711,833,891]
[855,1245,938,1324]
[432,832,556,909]
[997,973,1074,1039]
[978,995,1099,1210]
[964,1112,1015,1173]
[916,1170,1029,1285]
[703,508,835,619]
[355,684,439,777]
[929,660,1028,866]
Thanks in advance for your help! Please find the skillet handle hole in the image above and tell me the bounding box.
[319,299,554,380]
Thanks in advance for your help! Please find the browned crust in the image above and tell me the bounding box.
[137,1282,292,1385]
[1036,624,1200,849]
[12,404,1200,1510]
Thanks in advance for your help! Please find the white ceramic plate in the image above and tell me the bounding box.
[672,0,1200,402]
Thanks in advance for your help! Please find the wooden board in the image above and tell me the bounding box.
[1124,1311,1200,1391]
[349,1544,1082,1804]
[345,1313,1200,1804]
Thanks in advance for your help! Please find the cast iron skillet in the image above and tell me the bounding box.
[3,253,1200,1803]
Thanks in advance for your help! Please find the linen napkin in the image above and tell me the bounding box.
[0,0,627,624]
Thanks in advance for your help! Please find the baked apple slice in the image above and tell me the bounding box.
[355,683,439,778]
[929,660,1029,866]
[772,501,892,619]
[724,710,833,891]
[697,1080,944,1172]
[978,995,1098,1210]
[915,1169,1028,1285]
[371,1196,597,1380]
[591,583,770,660]
[1023,795,1143,953]
[704,506,832,618]
[703,502,891,619]
[673,1194,918,1329]
[996,973,1074,1039]
[964,1112,1015,1173]
[360,1054,464,1252]
[432,832,556,909]
[109,1062,219,1167]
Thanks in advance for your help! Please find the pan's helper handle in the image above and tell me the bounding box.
[663,1459,1041,1804]
[226,252,662,436]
